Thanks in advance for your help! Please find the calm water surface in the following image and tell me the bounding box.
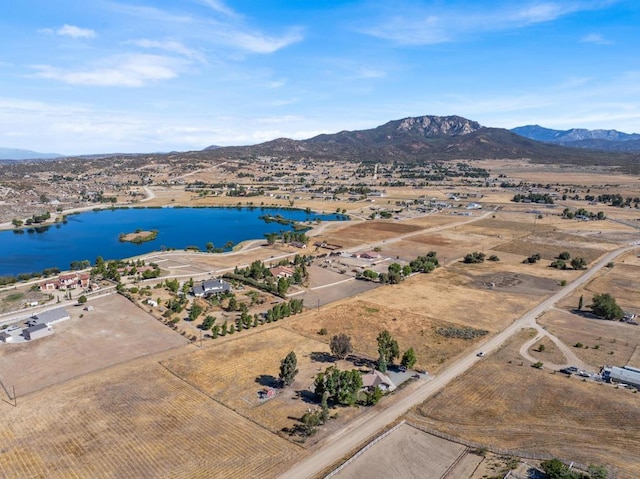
[2,207,344,276]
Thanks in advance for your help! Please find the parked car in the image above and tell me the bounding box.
[398,366,407,372]
[476,352,485,357]
[7,325,20,331]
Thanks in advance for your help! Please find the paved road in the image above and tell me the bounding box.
[279,242,639,479]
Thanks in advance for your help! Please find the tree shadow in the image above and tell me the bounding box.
[294,389,319,405]
[310,351,335,363]
[255,374,279,388]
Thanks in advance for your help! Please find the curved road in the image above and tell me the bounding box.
[279,242,639,479]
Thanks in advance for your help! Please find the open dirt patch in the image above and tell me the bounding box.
[470,272,560,295]
[334,423,480,479]
[408,329,640,478]
[0,294,187,395]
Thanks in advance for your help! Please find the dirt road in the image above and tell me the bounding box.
[279,242,639,479]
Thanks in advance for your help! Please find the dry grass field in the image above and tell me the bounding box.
[408,330,640,479]
[535,252,640,369]
[161,327,363,438]
[0,294,187,395]
[0,360,301,479]
[334,423,481,479]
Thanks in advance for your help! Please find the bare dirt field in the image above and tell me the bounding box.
[0,360,301,479]
[0,294,188,395]
[334,423,481,479]
[314,220,423,249]
[408,330,640,479]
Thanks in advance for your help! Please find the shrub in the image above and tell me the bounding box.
[487,255,500,262]
[437,327,489,339]
[532,361,544,369]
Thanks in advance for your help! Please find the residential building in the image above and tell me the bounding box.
[191,279,231,297]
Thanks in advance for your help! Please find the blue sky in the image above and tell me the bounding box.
[2,0,639,154]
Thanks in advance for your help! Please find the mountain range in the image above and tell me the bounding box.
[202,115,640,171]
[511,125,640,152]
[0,147,63,161]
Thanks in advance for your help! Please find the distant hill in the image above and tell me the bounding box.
[511,125,640,151]
[201,115,640,171]
[0,147,63,161]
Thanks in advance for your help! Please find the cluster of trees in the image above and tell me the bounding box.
[23,211,51,225]
[375,330,416,372]
[540,459,607,479]
[586,193,640,209]
[208,298,304,338]
[227,257,308,297]
[264,230,308,245]
[590,293,624,320]
[522,253,541,264]
[550,252,586,270]
[358,252,439,283]
[512,193,554,204]
[561,208,605,220]
[409,251,439,272]
[313,366,363,406]
[464,252,486,264]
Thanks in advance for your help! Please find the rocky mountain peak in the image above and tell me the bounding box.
[395,115,482,137]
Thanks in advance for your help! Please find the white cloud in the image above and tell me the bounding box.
[130,39,207,63]
[581,33,613,45]
[57,24,96,39]
[217,27,304,54]
[198,0,238,18]
[361,1,616,45]
[31,54,181,87]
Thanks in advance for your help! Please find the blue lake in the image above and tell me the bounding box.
[2,207,345,277]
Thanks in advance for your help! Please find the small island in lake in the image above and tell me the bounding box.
[119,229,158,244]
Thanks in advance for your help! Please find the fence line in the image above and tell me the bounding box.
[405,422,617,479]
[323,420,406,479]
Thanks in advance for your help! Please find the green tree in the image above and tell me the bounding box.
[188,300,203,321]
[401,347,417,368]
[12,218,23,228]
[377,330,399,371]
[313,366,363,406]
[77,295,87,304]
[570,257,586,270]
[205,242,214,253]
[227,296,238,312]
[590,293,624,320]
[540,458,578,479]
[277,277,289,296]
[558,251,571,260]
[279,351,298,386]
[330,333,353,359]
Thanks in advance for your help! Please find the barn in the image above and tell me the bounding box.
[27,307,70,327]
[602,366,640,389]
[23,323,54,341]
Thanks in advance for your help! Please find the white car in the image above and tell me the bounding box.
[476,351,485,357]
[7,325,20,331]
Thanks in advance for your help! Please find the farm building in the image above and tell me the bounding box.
[602,366,640,389]
[191,279,231,297]
[23,323,54,341]
[27,308,70,327]
[361,370,396,392]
